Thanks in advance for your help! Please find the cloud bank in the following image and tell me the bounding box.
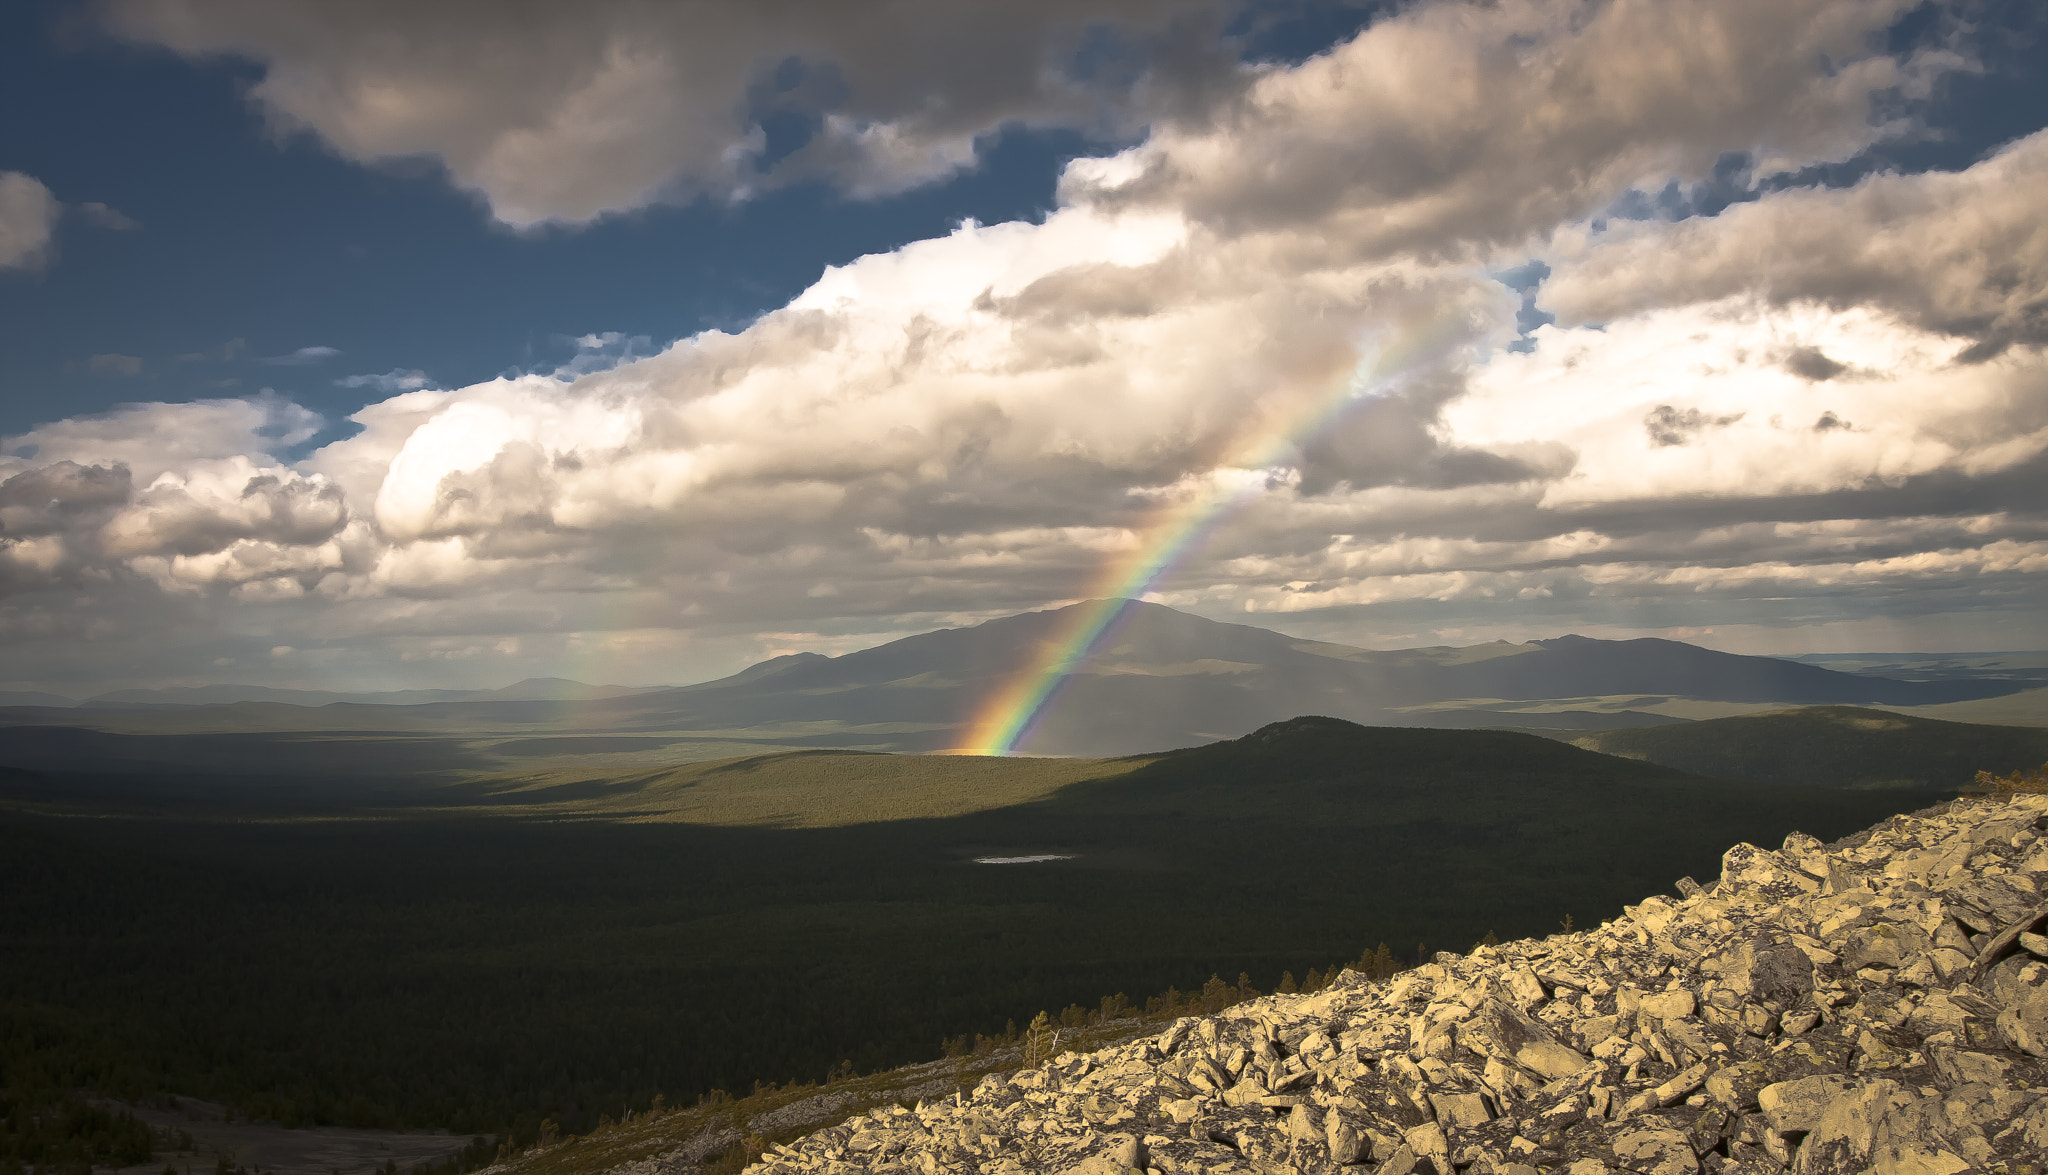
[6,0,2045,687]
[102,0,1244,227]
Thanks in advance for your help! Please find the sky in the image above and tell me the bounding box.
[1,0,2045,695]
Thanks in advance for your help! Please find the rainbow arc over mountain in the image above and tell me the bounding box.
[955,311,1474,755]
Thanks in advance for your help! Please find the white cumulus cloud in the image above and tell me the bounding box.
[0,172,60,270]
[1541,128,2048,360]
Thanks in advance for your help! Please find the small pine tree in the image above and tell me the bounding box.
[1199,974,1233,1011]
[1022,1011,1059,1067]
[1374,942,1395,980]
[1276,970,1298,994]
[736,1133,767,1167]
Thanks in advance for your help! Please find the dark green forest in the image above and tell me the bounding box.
[0,1093,153,1172]
[0,718,1946,1148]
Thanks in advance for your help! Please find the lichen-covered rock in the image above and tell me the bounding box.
[732,794,2048,1175]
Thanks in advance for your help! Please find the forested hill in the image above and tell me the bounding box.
[1562,705,2048,789]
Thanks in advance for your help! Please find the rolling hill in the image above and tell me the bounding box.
[1558,705,2048,790]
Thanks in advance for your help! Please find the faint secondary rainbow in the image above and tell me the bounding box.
[955,310,1475,755]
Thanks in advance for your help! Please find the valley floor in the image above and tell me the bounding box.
[106,1097,477,1175]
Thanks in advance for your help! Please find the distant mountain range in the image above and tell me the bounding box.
[592,600,2022,754]
[2,600,2026,759]
[4,677,666,709]
[0,690,79,708]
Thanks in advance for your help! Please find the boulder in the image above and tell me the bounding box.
[1757,1074,1856,1134]
[1794,1079,1905,1175]
[1717,843,1823,902]
[1608,1120,1696,1175]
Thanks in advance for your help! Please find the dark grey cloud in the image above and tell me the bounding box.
[1295,371,1575,494]
[0,461,133,536]
[1814,410,1854,432]
[1783,346,1849,381]
[1644,405,1746,447]
[103,0,1244,226]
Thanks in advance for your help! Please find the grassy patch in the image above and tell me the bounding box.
[456,750,1153,828]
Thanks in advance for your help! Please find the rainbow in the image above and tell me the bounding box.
[955,309,1477,755]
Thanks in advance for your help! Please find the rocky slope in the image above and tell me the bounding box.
[747,794,2048,1175]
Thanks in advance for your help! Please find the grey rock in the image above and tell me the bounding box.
[1426,1091,1490,1131]
[1371,1142,1417,1175]
[1751,939,1818,1006]
[1778,1007,1821,1036]
[1502,967,1547,1009]
[1793,1079,1904,1175]
[1400,1122,1451,1175]
[1607,1119,1695,1175]
[1716,843,1823,902]
[1325,1109,1365,1165]
[1757,1074,1856,1133]
[1842,923,1926,971]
